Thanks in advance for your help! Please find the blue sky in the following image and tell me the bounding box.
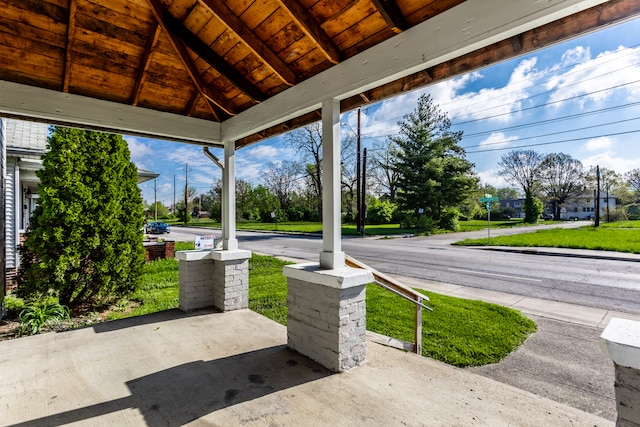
[130,17,640,206]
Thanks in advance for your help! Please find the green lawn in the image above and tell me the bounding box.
[249,254,535,367]
[456,224,640,254]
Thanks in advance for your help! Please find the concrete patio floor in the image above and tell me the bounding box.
[0,309,612,426]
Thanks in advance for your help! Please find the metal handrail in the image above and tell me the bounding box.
[373,279,432,312]
[345,254,431,354]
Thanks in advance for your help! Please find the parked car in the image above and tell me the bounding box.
[146,221,170,234]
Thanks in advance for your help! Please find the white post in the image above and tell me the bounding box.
[319,98,344,270]
[222,141,238,251]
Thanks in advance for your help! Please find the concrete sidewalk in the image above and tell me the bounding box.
[394,273,640,329]
[0,308,612,426]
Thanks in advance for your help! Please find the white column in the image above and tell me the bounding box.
[319,98,344,270]
[222,141,238,251]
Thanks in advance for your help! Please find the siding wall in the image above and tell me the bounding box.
[4,158,16,269]
[1,118,5,306]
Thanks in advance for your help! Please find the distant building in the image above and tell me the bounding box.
[499,192,617,221]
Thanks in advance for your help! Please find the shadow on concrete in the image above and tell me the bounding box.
[91,308,219,334]
[9,345,331,426]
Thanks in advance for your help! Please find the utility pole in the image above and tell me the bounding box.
[595,165,600,227]
[361,147,367,236]
[356,108,362,235]
[173,174,176,214]
[184,163,189,224]
[154,178,157,221]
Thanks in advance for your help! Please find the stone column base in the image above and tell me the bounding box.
[177,249,251,313]
[601,317,640,426]
[284,263,373,373]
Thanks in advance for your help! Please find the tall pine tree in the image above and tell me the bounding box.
[19,127,145,308]
[391,94,477,220]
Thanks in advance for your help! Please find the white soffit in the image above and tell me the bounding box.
[222,0,609,142]
[0,81,223,145]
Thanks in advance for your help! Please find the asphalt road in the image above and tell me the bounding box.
[170,222,640,315]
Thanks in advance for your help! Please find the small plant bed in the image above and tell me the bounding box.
[455,225,640,254]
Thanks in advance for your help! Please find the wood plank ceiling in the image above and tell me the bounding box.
[1,0,639,148]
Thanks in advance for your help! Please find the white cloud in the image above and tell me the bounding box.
[476,169,510,188]
[581,150,639,174]
[546,45,640,108]
[584,136,613,151]
[126,137,153,169]
[478,132,519,148]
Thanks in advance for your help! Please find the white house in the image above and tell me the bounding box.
[1,118,157,288]
[561,191,618,220]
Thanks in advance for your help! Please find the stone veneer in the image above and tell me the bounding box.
[284,263,373,373]
[177,249,250,313]
[601,317,640,426]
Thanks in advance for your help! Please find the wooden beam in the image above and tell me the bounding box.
[160,7,267,102]
[183,91,200,116]
[62,0,77,92]
[199,0,297,86]
[275,0,341,64]
[0,80,223,145]
[130,22,161,106]
[146,0,237,116]
[371,0,409,33]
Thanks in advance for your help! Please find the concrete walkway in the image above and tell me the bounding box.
[0,309,611,426]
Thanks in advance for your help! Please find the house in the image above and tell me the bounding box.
[561,191,617,220]
[2,118,158,289]
[499,192,617,221]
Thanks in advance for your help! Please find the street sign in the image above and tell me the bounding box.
[479,196,499,203]
[478,194,499,245]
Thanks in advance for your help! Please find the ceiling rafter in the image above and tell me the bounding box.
[184,91,200,116]
[146,0,234,118]
[160,7,267,103]
[130,22,161,106]
[199,0,297,86]
[62,0,77,92]
[275,0,341,64]
[235,0,640,147]
[370,0,409,33]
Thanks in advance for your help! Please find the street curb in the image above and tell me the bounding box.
[472,246,640,263]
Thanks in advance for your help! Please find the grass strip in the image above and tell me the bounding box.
[456,226,640,254]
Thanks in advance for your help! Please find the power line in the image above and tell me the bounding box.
[461,116,640,149]
[461,101,640,139]
[465,129,640,153]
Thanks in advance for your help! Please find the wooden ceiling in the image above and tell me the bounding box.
[1,0,639,148]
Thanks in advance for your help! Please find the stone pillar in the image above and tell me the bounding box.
[211,250,251,312]
[284,263,373,372]
[601,318,640,426]
[177,249,251,313]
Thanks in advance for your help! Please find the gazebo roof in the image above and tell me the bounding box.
[0,0,638,148]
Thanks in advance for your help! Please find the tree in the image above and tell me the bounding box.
[625,168,640,203]
[260,160,302,212]
[540,153,584,219]
[148,201,169,219]
[371,138,400,202]
[391,94,477,220]
[18,127,145,309]
[285,124,323,220]
[497,149,545,223]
